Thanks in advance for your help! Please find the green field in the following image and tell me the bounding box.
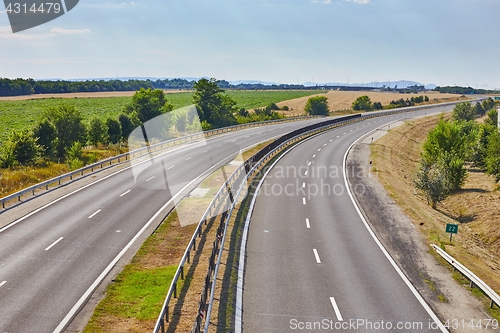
[0,90,323,146]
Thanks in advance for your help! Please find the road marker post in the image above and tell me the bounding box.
[445,223,458,242]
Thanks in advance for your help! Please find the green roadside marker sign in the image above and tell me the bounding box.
[446,224,458,242]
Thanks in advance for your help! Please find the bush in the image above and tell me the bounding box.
[88,118,108,146]
[352,96,372,111]
[1,129,41,167]
[305,96,329,115]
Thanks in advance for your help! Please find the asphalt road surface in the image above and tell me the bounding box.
[0,117,332,333]
[242,106,455,332]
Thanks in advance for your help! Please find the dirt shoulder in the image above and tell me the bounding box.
[346,116,499,332]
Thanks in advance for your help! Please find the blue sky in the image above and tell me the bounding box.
[0,0,499,88]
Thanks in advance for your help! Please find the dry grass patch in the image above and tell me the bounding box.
[370,114,500,304]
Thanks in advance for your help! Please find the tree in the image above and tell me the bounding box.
[88,118,108,146]
[106,118,122,144]
[474,101,485,117]
[193,78,237,128]
[414,161,447,209]
[486,131,500,182]
[44,105,87,157]
[265,103,280,113]
[422,119,467,164]
[124,88,173,123]
[304,96,329,116]
[34,119,56,156]
[372,102,383,110]
[484,108,498,127]
[482,97,495,112]
[416,118,468,202]
[452,102,475,122]
[352,95,372,111]
[1,129,41,167]
[66,141,84,170]
[119,113,139,140]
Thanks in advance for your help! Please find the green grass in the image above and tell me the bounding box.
[225,90,324,110]
[0,90,323,146]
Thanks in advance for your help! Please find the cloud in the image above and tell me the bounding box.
[343,0,370,3]
[0,26,40,39]
[311,0,332,4]
[50,28,91,34]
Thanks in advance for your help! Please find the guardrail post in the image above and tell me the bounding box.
[470,280,475,288]
[160,318,164,333]
[173,282,177,298]
[59,179,61,185]
[187,250,190,264]
[166,305,169,323]
[491,298,494,309]
[18,195,21,202]
[181,266,184,280]
[46,184,49,190]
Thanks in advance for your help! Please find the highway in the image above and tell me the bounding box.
[0,117,330,333]
[241,106,453,332]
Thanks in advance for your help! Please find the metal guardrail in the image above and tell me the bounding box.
[0,115,321,210]
[432,244,500,309]
[153,98,484,333]
[153,114,364,333]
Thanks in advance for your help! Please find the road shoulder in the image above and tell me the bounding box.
[346,140,494,333]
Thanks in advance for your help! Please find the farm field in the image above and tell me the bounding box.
[275,90,466,116]
[0,90,323,146]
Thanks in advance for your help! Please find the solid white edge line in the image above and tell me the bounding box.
[305,218,310,229]
[54,137,285,333]
[329,297,343,321]
[1,117,294,234]
[313,249,321,264]
[45,237,64,251]
[120,190,131,197]
[0,281,6,288]
[53,166,208,333]
[342,126,449,333]
[88,209,101,219]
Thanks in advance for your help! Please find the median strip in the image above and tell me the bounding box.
[45,237,64,251]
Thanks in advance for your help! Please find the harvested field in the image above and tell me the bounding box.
[275,90,466,116]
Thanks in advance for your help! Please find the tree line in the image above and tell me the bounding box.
[0,77,325,97]
[434,85,497,95]
[0,78,286,169]
[414,98,499,208]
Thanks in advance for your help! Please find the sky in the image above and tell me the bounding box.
[0,0,499,88]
